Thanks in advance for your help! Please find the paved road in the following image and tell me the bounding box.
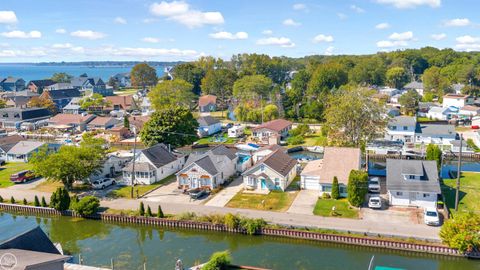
[204,177,243,207]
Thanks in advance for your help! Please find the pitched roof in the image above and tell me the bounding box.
[300,159,323,176]
[0,249,69,269]
[210,144,237,160]
[443,93,470,99]
[28,79,55,88]
[386,159,440,193]
[252,119,293,132]
[87,116,116,126]
[106,95,134,110]
[0,225,60,254]
[7,141,45,154]
[388,116,416,127]
[48,113,95,125]
[404,81,423,89]
[141,143,178,168]
[3,76,23,83]
[123,161,156,172]
[198,94,217,107]
[0,135,24,152]
[245,149,297,177]
[183,145,237,176]
[319,147,361,184]
[43,89,81,100]
[194,155,218,175]
[197,116,220,126]
[415,124,456,137]
[0,107,51,121]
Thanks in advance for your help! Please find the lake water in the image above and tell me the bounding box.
[1,213,478,270]
[0,64,165,82]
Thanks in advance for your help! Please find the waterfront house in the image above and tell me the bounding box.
[45,82,73,91]
[62,97,83,114]
[70,75,112,96]
[458,105,480,118]
[0,77,25,92]
[199,94,217,113]
[426,106,455,121]
[112,72,131,88]
[47,113,96,132]
[0,107,51,130]
[385,116,416,143]
[251,119,293,144]
[105,95,135,112]
[404,81,424,96]
[228,125,245,138]
[40,88,82,109]
[386,159,440,208]
[6,141,45,162]
[414,124,456,146]
[87,116,118,130]
[123,143,185,185]
[0,135,23,161]
[242,148,297,191]
[27,79,55,94]
[442,93,474,109]
[197,116,221,137]
[451,140,474,153]
[252,144,284,163]
[300,147,361,196]
[177,145,237,190]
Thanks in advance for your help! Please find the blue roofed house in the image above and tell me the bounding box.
[197,116,221,137]
[40,88,82,109]
[70,75,112,96]
[0,77,26,91]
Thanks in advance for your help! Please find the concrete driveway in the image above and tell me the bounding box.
[205,177,243,207]
[361,206,423,225]
[287,190,319,215]
[7,177,45,191]
[142,180,205,205]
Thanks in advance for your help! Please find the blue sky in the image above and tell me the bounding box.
[0,0,479,62]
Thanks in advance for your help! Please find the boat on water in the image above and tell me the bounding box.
[306,146,324,153]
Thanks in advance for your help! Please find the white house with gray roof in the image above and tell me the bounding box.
[385,116,416,143]
[386,159,440,208]
[414,124,457,146]
[176,145,237,190]
[404,81,424,96]
[6,141,45,162]
[197,116,221,137]
[122,143,185,185]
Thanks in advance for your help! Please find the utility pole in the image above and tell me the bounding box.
[130,126,137,199]
[455,134,463,211]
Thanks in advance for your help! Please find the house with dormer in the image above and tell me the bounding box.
[70,75,112,96]
[386,159,441,208]
[385,116,416,143]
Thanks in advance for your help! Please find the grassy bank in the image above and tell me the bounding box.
[442,172,480,215]
[108,174,176,199]
[0,163,34,188]
[313,198,359,219]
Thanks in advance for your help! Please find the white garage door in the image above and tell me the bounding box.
[302,176,320,190]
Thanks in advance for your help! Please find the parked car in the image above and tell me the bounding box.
[368,196,382,209]
[10,170,36,183]
[92,178,116,190]
[188,188,209,200]
[423,208,440,226]
[368,177,381,193]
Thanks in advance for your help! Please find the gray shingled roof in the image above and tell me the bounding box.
[0,226,60,255]
[244,149,297,177]
[210,145,236,160]
[386,159,441,193]
[194,155,218,175]
[388,116,416,127]
[141,143,177,168]
[197,116,219,126]
[415,124,456,137]
[8,141,45,155]
[404,81,423,89]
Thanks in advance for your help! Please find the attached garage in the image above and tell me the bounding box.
[301,175,320,190]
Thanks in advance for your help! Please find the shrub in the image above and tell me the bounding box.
[10,196,15,204]
[34,196,40,207]
[440,212,480,253]
[50,187,70,211]
[177,212,197,221]
[322,192,331,199]
[426,144,442,169]
[23,198,28,205]
[0,195,3,203]
[146,206,153,217]
[70,195,79,209]
[347,170,368,207]
[202,251,231,270]
[331,177,340,200]
[224,213,240,229]
[286,135,305,145]
[139,202,145,216]
[41,196,48,207]
[157,205,164,218]
[289,124,310,136]
[240,218,267,235]
[73,196,100,216]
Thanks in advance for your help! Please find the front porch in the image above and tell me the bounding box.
[122,162,156,185]
[244,174,285,191]
[177,174,214,190]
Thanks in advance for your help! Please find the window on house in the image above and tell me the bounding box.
[13,113,19,118]
[274,178,280,186]
[322,185,332,192]
[391,126,397,130]
[260,165,265,172]
[403,126,408,130]
[396,192,403,196]
[423,193,430,198]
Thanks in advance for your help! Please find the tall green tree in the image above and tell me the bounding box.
[51,72,73,83]
[440,212,480,253]
[331,176,340,200]
[398,90,421,116]
[423,66,451,97]
[140,106,198,147]
[347,170,368,207]
[148,79,195,111]
[349,57,386,86]
[386,67,409,89]
[130,63,158,91]
[172,63,205,95]
[50,187,70,211]
[263,104,279,122]
[200,68,237,108]
[425,144,442,169]
[323,87,386,147]
[79,93,110,111]
[233,75,272,102]
[307,62,348,97]
[285,70,310,119]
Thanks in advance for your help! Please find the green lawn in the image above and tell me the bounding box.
[313,198,359,219]
[107,174,176,199]
[196,133,238,145]
[226,187,298,212]
[417,117,437,123]
[287,132,327,148]
[0,162,34,188]
[442,172,480,216]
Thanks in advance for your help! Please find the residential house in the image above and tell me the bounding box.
[47,113,96,132]
[0,135,23,160]
[129,115,150,131]
[386,106,400,117]
[140,96,153,116]
[199,94,217,112]
[451,140,473,153]
[197,116,221,137]
[426,106,455,121]
[252,144,284,163]
[123,144,185,185]
[112,72,131,88]
[390,93,403,104]
[40,88,82,109]
[386,159,441,208]
[415,124,457,146]
[378,87,401,97]
[251,119,293,144]
[108,126,131,139]
[0,77,25,91]
[70,75,112,96]
[300,147,361,196]
[442,93,474,109]
[242,148,297,191]
[177,145,237,190]
[62,97,83,114]
[27,79,55,94]
[5,96,34,108]
[92,154,130,180]
[404,81,424,96]
[6,141,45,162]
[458,105,480,118]
[105,95,135,111]
[87,116,118,130]
[45,82,73,91]
[385,116,416,143]
[418,102,435,117]
[0,107,51,130]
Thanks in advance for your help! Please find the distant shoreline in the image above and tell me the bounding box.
[0,61,181,67]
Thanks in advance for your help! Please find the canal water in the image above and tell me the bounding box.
[1,213,478,270]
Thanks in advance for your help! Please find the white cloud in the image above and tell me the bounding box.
[104,47,202,59]
[376,40,408,48]
[455,35,480,51]
[52,43,73,49]
[444,18,471,27]
[149,1,224,28]
[262,29,273,35]
[375,0,441,9]
[0,11,18,24]
[0,49,47,57]
[142,37,160,43]
[455,43,480,52]
[70,30,105,40]
[293,3,307,10]
[337,13,347,20]
[209,31,248,40]
[350,5,365,13]
[375,22,390,29]
[71,46,85,53]
[456,35,480,44]
[55,28,66,34]
[1,30,41,39]
[257,37,295,48]
[114,17,127,24]
[324,46,335,55]
[431,33,447,40]
[313,34,334,43]
[283,18,301,26]
[389,31,413,41]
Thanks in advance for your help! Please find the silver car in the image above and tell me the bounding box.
[92,178,116,190]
